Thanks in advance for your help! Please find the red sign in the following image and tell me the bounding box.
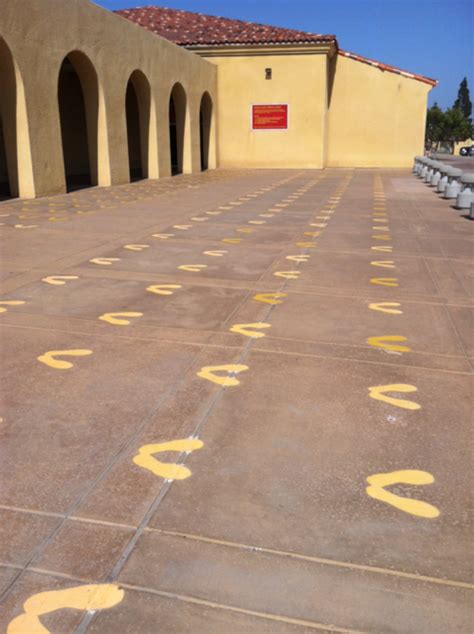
[252,104,288,130]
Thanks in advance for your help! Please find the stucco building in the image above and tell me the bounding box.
[0,0,437,199]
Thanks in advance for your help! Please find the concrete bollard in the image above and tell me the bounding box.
[437,165,451,193]
[424,160,435,183]
[430,162,444,187]
[443,168,463,199]
[415,157,423,175]
[470,202,474,220]
[413,156,422,174]
[455,173,474,209]
[416,157,427,176]
[420,159,430,179]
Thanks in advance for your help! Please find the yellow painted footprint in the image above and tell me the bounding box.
[178,264,207,272]
[124,244,149,251]
[147,284,182,295]
[370,277,399,287]
[295,241,316,248]
[7,584,124,634]
[222,238,241,244]
[371,246,393,252]
[197,364,248,387]
[253,292,287,305]
[37,349,93,369]
[203,250,227,257]
[152,233,174,239]
[133,438,204,480]
[368,384,420,410]
[367,336,411,352]
[366,470,439,518]
[89,258,120,266]
[230,323,271,338]
[99,312,143,325]
[286,255,310,263]
[368,302,403,314]
[0,300,25,313]
[274,270,300,279]
[42,275,79,285]
[370,261,395,269]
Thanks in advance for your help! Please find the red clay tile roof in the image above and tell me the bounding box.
[338,49,437,86]
[115,6,336,46]
[115,6,437,86]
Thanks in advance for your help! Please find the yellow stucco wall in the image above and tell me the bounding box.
[205,52,329,169]
[326,55,431,168]
[0,0,217,197]
[453,139,472,154]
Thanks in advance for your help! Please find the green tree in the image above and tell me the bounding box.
[425,103,445,149]
[425,101,472,151]
[442,107,472,148]
[453,77,472,122]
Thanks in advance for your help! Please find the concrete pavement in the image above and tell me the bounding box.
[430,154,474,170]
[0,168,472,633]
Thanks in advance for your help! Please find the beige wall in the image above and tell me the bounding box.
[326,55,431,168]
[0,0,217,197]
[453,138,472,155]
[203,47,431,170]
[205,51,329,169]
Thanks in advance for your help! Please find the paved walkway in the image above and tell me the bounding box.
[432,154,474,170]
[0,169,472,633]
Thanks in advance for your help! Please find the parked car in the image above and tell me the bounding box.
[459,144,474,156]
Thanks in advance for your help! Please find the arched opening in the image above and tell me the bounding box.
[0,115,9,199]
[199,92,213,172]
[0,38,18,199]
[169,83,187,175]
[57,52,99,192]
[125,70,151,182]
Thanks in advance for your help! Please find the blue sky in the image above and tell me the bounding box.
[95,0,473,109]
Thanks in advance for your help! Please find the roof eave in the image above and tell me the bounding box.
[338,50,437,87]
[184,40,337,57]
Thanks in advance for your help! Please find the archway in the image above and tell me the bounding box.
[125,70,151,181]
[169,83,187,175]
[57,52,99,191]
[0,115,9,199]
[0,38,18,198]
[199,92,213,171]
